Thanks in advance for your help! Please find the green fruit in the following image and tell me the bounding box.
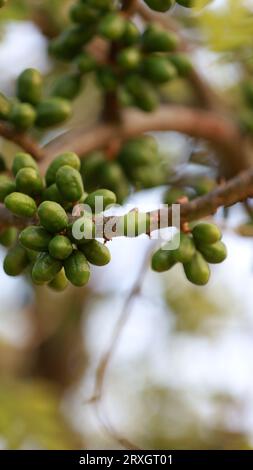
[42,184,64,204]
[36,98,71,128]
[183,251,210,286]
[16,168,44,196]
[76,52,97,74]
[131,164,165,188]
[68,214,95,245]
[56,165,84,202]
[192,222,222,245]
[80,151,105,190]
[0,93,11,119]
[48,235,73,260]
[46,152,80,186]
[121,20,140,46]
[173,233,195,263]
[97,161,130,202]
[19,226,52,251]
[125,75,158,112]
[123,211,150,237]
[0,227,17,247]
[32,252,62,284]
[80,240,111,266]
[12,152,38,176]
[117,47,141,70]
[98,13,126,40]
[70,3,100,24]
[51,74,82,100]
[48,268,68,291]
[0,175,15,202]
[142,24,178,52]
[163,186,196,205]
[16,68,43,105]
[118,136,158,170]
[86,0,113,8]
[192,177,216,196]
[168,53,193,76]
[3,244,29,276]
[144,0,175,11]
[151,247,176,272]
[9,102,36,130]
[84,189,116,213]
[96,66,117,91]
[197,241,227,264]
[5,192,37,218]
[38,201,68,233]
[49,26,94,60]
[142,56,177,83]
[25,248,38,263]
[64,250,90,286]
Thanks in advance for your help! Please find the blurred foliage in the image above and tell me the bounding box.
[0,379,82,449]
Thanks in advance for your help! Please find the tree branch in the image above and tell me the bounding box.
[0,121,45,161]
[43,105,250,177]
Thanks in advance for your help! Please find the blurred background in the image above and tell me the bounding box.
[1,0,253,450]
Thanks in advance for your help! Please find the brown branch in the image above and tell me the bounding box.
[44,105,249,177]
[0,121,45,161]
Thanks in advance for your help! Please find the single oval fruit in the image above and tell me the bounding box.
[9,102,36,130]
[19,226,52,251]
[117,47,141,71]
[98,13,126,40]
[197,241,227,264]
[32,252,62,284]
[38,201,68,233]
[192,222,222,245]
[48,235,73,260]
[64,250,90,287]
[51,73,82,100]
[48,268,68,291]
[42,184,64,204]
[0,227,17,247]
[80,240,111,266]
[76,52,97,74]
[151,247,176,272]
[12,152,38,176]
[16,68,43,105]
[36,98,71,128]
[5,192,37,218]
[84,189,116,213]
[3,244,29,276]
[16,167,44,196]
[142,23,178,52]
[0,175,15,202]
[125,75,158,112]
[142,56,177,83]
[173,233,196,263]
[183,252,210,286]
[56,165,84,202]
[46,152,80,186]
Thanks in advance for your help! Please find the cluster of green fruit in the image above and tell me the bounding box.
[152,222,227,285]
[81,135,166,203]
[48,0,192,112]
[0,151,115,290]
[144,0,212,10]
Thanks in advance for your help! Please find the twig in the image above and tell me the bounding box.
[0,121,45,160]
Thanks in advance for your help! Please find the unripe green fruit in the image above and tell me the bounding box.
[64,250,90,287]
[48,268,68,291]
[46,152,80,186]
[125,75,158,112]
[142,55,177,83]
[118,135,158,170]
[12,152,38,176]
[121,21,140,46]
[0,227,17,247]
[173,233,196,263]
[98,13,126,40]
[168,54,193,76]
[70,3,100,24]
[84,189,116,213]
[36,98,71,128]
[5,192,37,218]
[51,74,82,100]
[49,26,94,60]
[19,226,52,252]
[9,102,36,130]
[76,52,97,74]
[86,0,113,8]
[80,240,111,266]
[117,47,141,70]
[80,151,105,191]
[0,93,11,119]
[152,248,176,272]
[3,244,29,277]
[16,168,44,196]
[197,241,227,264]
[25,248,38,263]
[163,186,196,205]
[97,161,130,198]
[42,184,64,204]
[131,165,165,188]
[32,252,62,284]
[38,201,68,233]
[96,66,117,91]
[192,222,222,245]
[144,0,175,11]
[48,235,73,260]
[123,211,150,237]
[192,177,216,196]
[16,68,43,105]
[56,165,84,202]
[183,251,210,286]
[0,175,16,202]
[142,24,178,52]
